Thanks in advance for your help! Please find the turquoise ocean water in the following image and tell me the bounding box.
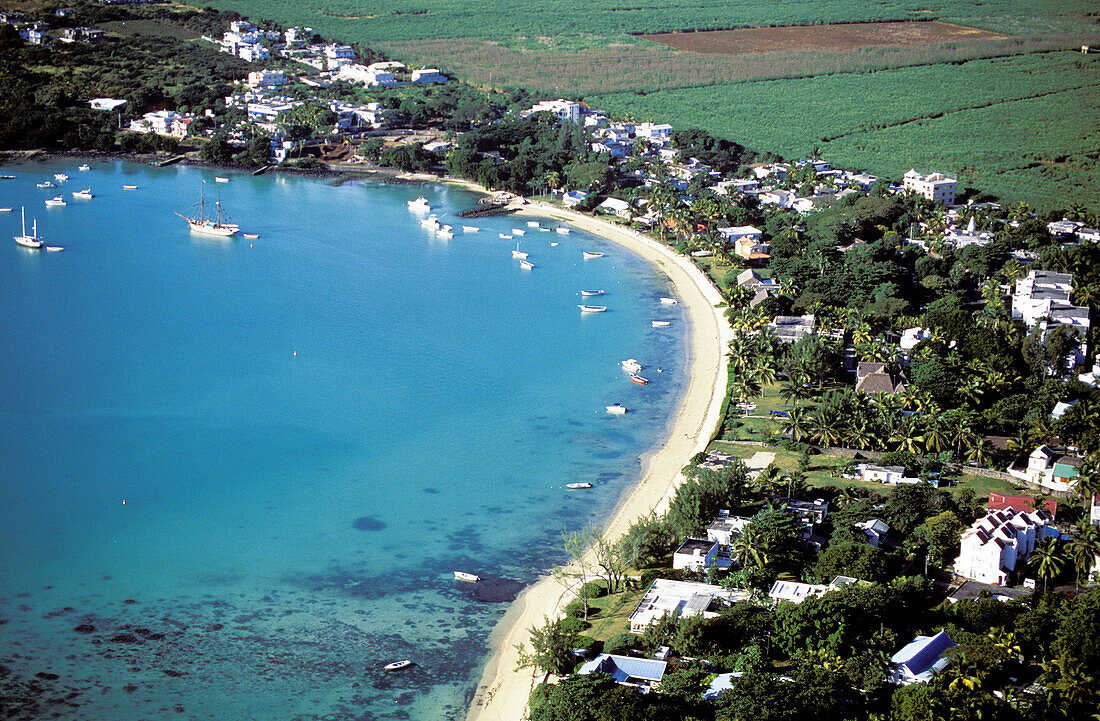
[0,160,687,720]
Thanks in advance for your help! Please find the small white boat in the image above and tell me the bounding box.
[37,181,56,189]
[606,404,628,415]
[0,207,12,213]
[550,242,559,246]
[436,226,454,239]
[582,251,605,259]
[539,227,550,232]
[578,305,607,313]
[511,242,528,259]
[580,290,604,297]
[660,297,678,304]
[243,233,259,239]
[512,229,525,236]
[652,320,671,327]
[45,245,64,252]
[519,259,535,270]
[72,189,94,199]
[421,215,440,228]
[407,196,431,212]
[454,571,481,583]
[566,482,593,490]
[384,660,413,672]
[556,227,570,234]
[44,195,66,207]
[621,359,643,373]
[215,177,229,183]
[77,164,90,172]
[630,374,650,385]
[526,221,540,228]
[123,185,138,190]
[54,173,68,182]
[0,174,15,179]
[462,225,479,233]
[499,233,512,239]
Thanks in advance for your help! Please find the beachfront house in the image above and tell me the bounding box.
[577,654,666,692]
[706,509,752,546]
[597,197,631,218]
[767,314,816,343]
[563,190,589,207]
[889,631,957,685]
[629,579,746,634]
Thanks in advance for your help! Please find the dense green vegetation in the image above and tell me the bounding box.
[591,52,1100,209]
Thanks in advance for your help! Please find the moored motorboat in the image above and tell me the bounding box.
[215,177,229,183]
[384,660,413,672]
[72,189,94,199]
[407,196,431,212]
[539,227,550,232]
[0,174,15,179]
[621,358,642,373]
[454,571,481,582]
[566,482,593,489]
[436,225,454,239]
[582,251,605,259]
[556,227,570,234]
[77,164,90,171]
[511,229,525,236]
[54,173,68,182]
[526,221,540,228]
[630,374,650,385]
[46,245,64,252]
[0,207,12,212]
[519,259,535,270]
[606,404,628,415]
[660,297,678,304]
[580,289,604,297]
[550,242,559,246]
[243,233,259,239]
[123,185,138,190]
[578,304,607,313]
[44,195,66,207]
[37,181,56,188]
[462,225,479,233]
[652,320,671,327]
[499,233,512,239]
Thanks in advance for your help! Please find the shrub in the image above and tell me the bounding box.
[558,615,589,634]
[581,580,608,599]
[603,632,638,656]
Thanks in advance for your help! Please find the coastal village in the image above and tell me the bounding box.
[2,4,1100,721]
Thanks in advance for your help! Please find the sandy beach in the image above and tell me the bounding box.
[466,202,732,721]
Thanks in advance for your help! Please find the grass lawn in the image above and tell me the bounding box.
[583,586,646,642]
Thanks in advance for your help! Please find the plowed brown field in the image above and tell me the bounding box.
[641,21,1006,55]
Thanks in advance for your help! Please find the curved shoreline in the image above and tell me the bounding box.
[466,203,731,721]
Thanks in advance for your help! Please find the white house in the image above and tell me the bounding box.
[767,314,817,343]
[247,69,288,88]
[562,190,589,207]
[768,576,855,605]
[597,197,631,218]
[1012,270,1090,368]
[323,43,355,69]
[953,507,1055,585]
[238,43,269,63]
[629,579,746,633]
[526,99,582,124]
[707,509,752,546]
[128,110,182,136]
[855,519,890,547]
[672,538,720,571]
[336,63,395,87]
[857,464,906,485]
[89,97,127,111]
[411,68,447,84]
[889,631,956,685]
[902,169,957,205]
[1008,444,1083,492]
[635,122,674,144]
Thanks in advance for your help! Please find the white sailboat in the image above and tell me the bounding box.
[511,241,528,259]
[176,182,239,237]
[13,207,44,249]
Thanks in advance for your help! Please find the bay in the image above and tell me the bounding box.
[0,159,687,720]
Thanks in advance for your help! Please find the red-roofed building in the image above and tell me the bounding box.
[988,493,1057,519]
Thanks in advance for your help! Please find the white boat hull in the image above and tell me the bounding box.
[606,404,628,415]
[566,482,593,489]
[454,571,481,582]
[188,220,238,236]
[462,226,479,233]
[652,320,671,327]
[578,305,607,312]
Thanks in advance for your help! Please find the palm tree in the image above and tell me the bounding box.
[782,406,811,442]
[889,416,925,454]
[1028,539,1067,590]
[731,528,766,569]
[747,361,778,388]
[779,376,811,407]
[1069,521,1100,589]
[808,407,844,447]
[924,421,950,454]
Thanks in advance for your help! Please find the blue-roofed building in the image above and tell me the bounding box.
[889,630,957,685]
[577,654,667,692]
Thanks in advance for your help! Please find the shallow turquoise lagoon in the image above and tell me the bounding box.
[0,160,687,720]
